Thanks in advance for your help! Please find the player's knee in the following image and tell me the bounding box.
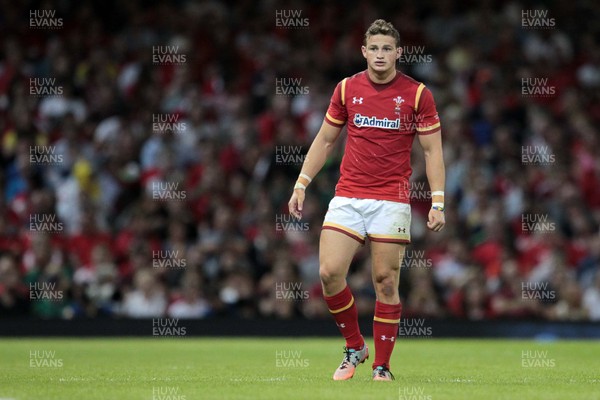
[319,267,334,285]
[319,264,343,286]
[373,272,398,297]
[373,270,396,284]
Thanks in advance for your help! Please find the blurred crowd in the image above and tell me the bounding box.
[1,0,600,321]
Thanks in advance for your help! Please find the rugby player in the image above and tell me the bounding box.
[288,19,445,381]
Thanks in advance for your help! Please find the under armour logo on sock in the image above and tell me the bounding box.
[352,97,363,104]
[337,323,346,329]
[380,335,395,342]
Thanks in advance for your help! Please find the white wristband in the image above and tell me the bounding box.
[299,173,313,183]
[431,191,445,196]
[294,182,306,190]
[432,202,444,208]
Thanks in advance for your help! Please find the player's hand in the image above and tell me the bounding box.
[427,208,445,232]
[288,188,305,219]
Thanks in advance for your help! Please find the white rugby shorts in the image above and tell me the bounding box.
[322,196,411,244]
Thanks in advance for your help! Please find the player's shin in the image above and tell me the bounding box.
[372,301,402,369]
[324,285,364,350]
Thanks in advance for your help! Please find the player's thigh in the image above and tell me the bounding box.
[320,196,366,277]
[364,199,410,282]
[319,228,362,277]
[370,241,406,283]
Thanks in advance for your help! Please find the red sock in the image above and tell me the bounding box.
[323,285,364,350]
[372,301,402,369]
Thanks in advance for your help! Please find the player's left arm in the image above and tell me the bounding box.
[418,131,445,232]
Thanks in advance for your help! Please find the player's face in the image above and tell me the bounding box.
[361,34,401,74]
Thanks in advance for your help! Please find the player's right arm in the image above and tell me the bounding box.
[288,121,342,219]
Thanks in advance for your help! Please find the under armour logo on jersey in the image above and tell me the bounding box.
[380,335,395,342]
[352,97,363,104]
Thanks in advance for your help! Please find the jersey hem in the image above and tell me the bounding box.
[324,117,345,128]
[335,189,411,204]
[416,128,441,136]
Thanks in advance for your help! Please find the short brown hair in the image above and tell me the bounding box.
[364,19,400,47]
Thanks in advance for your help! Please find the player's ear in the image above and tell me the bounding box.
[396,46,402,60]
[361,45,367,59]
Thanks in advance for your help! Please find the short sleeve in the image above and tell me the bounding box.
[324,79,347,127]
[415,85,441,135]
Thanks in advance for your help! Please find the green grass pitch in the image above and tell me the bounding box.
[1,338,599,400]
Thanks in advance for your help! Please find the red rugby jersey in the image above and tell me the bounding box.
[325,70,441,203]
